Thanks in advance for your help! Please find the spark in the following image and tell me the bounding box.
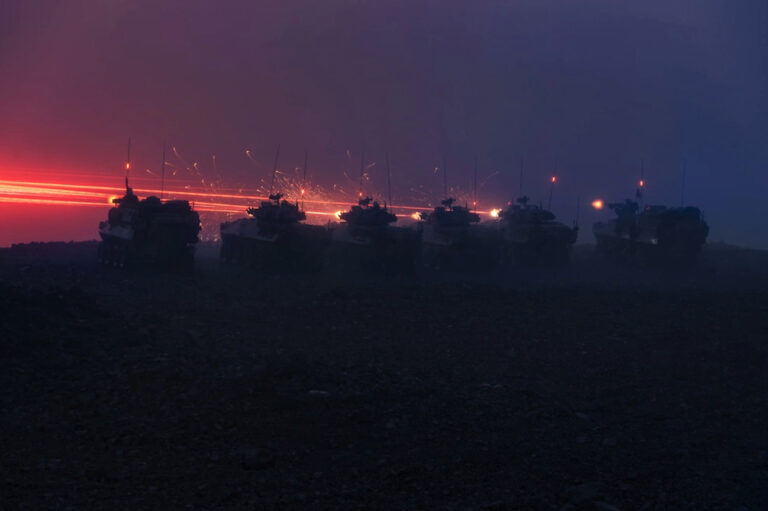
[0,176,498,228]
[478,170,500,190]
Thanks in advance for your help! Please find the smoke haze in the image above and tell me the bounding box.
[1,0,766,246]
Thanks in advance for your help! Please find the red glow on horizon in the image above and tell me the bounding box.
[0,177,496,223]
[0,172,506,246]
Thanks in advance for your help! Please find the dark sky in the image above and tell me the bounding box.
[1,0,767,246]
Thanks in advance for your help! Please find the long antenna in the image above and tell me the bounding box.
[548,175,556,210]
[125,136,131,190]
[519,156,523,198]
[636,158,645,205]
[301,150,308,209]
[681,158,687,207]
[269,143,281,195]
[386,151,392,207]
[473,154,478,209]
[442,154,448,197]
[160,139,166,200]
[358,148,365,198]
[548,160,558,209]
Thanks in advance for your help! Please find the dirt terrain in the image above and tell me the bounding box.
[1,242,766,510]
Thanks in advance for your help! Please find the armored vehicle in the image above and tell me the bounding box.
[98,180,201,269]
[593,199,709,267]
[326,197,420,273]
[419,198,501,271]
[498,196,578,267]
[219,193,329,272]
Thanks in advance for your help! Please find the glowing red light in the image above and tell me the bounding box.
[0,177,498,226]
[592,199,604,210]
[639,179,645,187]
[551,176,557,183]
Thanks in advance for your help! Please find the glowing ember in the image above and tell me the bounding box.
[489,208,501,218]
[592,199,604,210]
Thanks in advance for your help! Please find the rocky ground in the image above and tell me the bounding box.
[0,242,766,510]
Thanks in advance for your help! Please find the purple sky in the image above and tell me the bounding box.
[1,0,767,246]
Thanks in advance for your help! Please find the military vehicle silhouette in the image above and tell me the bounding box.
[419,198,501,271]
[326,197,419,273]
[98,179,201,270]
[219,193,329,272]
[498,196,578,267]
[593,199,709,267]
